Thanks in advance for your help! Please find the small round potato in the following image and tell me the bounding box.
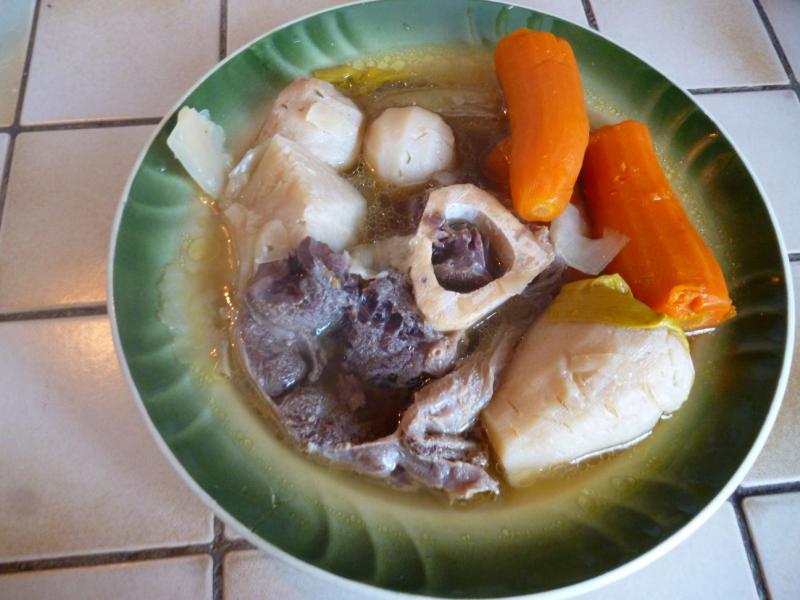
[364,106,455,186]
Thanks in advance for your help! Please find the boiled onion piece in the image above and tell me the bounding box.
[409,183,554,331]
[222,144,266,205]
[167,107,232,198]
[550,203,628,275]
[370,87,501,120]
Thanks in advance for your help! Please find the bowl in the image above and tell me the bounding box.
[108,0,794,597]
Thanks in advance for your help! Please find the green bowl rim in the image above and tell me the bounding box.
[107,1,796,597]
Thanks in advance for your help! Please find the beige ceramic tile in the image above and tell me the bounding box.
[591,0,787,88]
[227,0,587,54]
[0,555,212,600]
[0,1,34,125]
[223,550,374,600]
[22,0,219,123]
[743,493,800,599]
[227,0,345,52]
[744,262,800,486]
[576,504,757,600]
[762,0,800,74]
[693,90,800,254]
[0,316,214,561]
[224,522,246,541]
[224,505,755,600]
[0,126,153,312]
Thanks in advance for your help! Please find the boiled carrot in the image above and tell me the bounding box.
[581,120,735,331]
[494,29,589,222]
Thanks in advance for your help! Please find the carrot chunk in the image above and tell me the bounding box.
[581,120,735,330]
[494,29,589,222]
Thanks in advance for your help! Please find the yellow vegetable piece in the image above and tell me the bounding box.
[313,65,358,85]
[547,274,687,346]
[313,64,408,95]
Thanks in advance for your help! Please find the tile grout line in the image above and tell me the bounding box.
[219,0,228,61]
[211,518,225,600]
[16,117,164,132]
[752,0,800,102]
[0,539,256,577]
[730,493,770,600]
[689,83,793,95]
[0,0,42,236]
[580,0,598,30]
[0,115,162,134]
[739,480,800,497]
[0,542,221,576]
[789,252,799,263]
[0,304,108,322]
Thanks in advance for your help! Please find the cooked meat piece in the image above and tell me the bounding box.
[335,373,367,411]
[238,313,326,398]
[396,324,521,498]
[244,320,521,500]
[401,324,518,440]
[399,452,497,499]
[324,437,404,481]
[341,270,460,388]
[432,221,495,292]
[239,238,356,398]
[276,384,377,451]
[409,183,555,331]
[246,237,357,334]
[240,318,305,397]
[311,325,521,500]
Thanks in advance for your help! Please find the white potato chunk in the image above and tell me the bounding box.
[229,134,366,282]
[167,107,232,198]
[483,320,694,487]
[364,106,455,186]
[258,78,364,170]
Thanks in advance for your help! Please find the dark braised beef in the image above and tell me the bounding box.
[240,237,356,398]
[307,326,520,500]
[340,270,459,388]
[432,221,497,292]
[276,384,376,450]
[239,316,317,397]
[237,233,564,501]
[246,237,357,334]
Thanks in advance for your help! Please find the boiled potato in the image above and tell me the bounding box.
[483,278,695,486]
[258,78,364,170]
[231,134,367,281]
[363,106,455,186]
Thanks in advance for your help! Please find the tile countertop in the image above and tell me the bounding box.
[0,0,797,598]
